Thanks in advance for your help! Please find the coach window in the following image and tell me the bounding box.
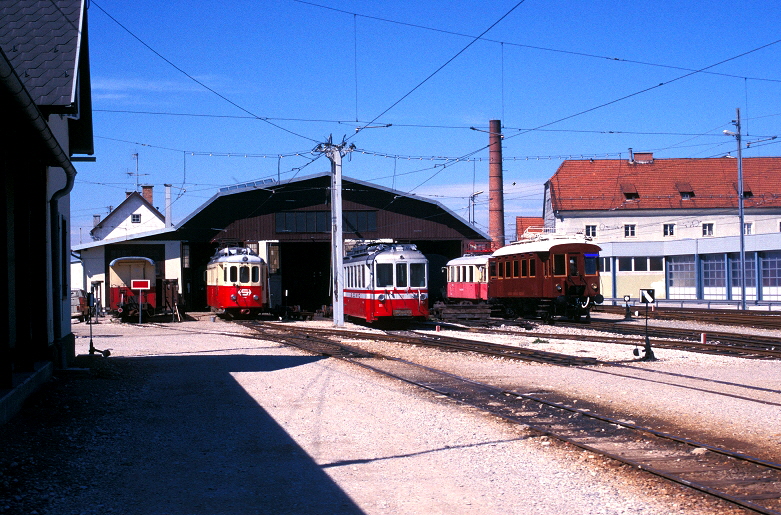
[396,263,408,287]
[513,260,519,278]
[553,254,566,276]
[498,261,506,278]
[585,255,598,275]
[521,260,528,277]
[410,263,426,287]
[252,266,259,283]
[376,263,393,287]
[569,254,579,276]
[489,262,497,278]
[529,259,536,277]
[240,266,250,283]
[229,266,238,283]
[223,266,228,283]
[468,265,473,282]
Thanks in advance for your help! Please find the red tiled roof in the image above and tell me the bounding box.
[547,156,781,212]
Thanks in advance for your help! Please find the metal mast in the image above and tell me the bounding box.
[315,137,355,327]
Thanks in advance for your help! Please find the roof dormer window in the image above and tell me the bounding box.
[734,183,753,198]
[621,183,639,200]
[131,214,141,223]
[676,182,694,199]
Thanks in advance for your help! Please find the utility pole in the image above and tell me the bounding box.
[724,109,746,310]
[315,137,355,327]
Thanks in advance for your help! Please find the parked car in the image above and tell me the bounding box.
[71,289,89,322]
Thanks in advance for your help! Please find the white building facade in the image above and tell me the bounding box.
[543,154,781,306]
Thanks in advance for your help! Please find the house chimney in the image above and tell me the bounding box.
[93,214,101,227]
[488,119,505,249]
[141,184,153,204]
[164,183,172,227]
[628,147,634,164]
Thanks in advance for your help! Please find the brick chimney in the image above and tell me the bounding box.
[488,120,505,250]
[141,185,153,205]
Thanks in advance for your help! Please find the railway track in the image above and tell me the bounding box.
[436,317,781,359]
[597,305,781,330]
[239,320,600,366]
[231,321,781,514]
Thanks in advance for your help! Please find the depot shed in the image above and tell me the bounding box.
[77,172,488,313]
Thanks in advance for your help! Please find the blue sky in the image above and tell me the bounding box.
[71,0,781,245]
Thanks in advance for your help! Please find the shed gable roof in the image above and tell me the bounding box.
[547,156,781,212]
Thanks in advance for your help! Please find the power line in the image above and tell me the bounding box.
[293,0,781,84]
[350,0,529,140]
[90,1,319,144]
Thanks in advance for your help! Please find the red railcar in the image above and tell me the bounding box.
[108,256,158,318]
[444,254,490,302]
[343,243,429,324]
[206,247,269,318]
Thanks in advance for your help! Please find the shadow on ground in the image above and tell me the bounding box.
[1,353,364,515]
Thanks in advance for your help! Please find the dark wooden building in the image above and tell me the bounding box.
[174,173,488,311]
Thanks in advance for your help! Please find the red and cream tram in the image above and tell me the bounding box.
[206,247,269,318]
[343,243,429,324]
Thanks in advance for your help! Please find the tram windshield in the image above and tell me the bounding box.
[410,263,426,287]
[376,263,393,287]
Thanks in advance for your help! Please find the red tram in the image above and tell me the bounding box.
[443,231,603,321]
[206,247,269,318]
[343,243,429,324]
[108,256,158,318]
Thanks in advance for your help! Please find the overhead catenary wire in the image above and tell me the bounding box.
[90,0,320,144]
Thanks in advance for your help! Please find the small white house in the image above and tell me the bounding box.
[90,185,166,241]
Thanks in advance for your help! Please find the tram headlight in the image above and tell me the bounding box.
[378,294,386,302]
[230,294,237,301]
[591,283,598,291]
[253,295,259,301]
[556,284,562,292]
[420,293,428,300]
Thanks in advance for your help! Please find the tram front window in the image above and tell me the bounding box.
[376,263,393,287]
[396,263,408,287]
[240,266,250,283]
[410,263,426,287]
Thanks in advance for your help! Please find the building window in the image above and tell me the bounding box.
[702,255,726,288]
[667,255,696,299]
[729,253,756,288]
[663,224,675,237]
[181,244,190,268]
[599,257,611,272]
[744,222,753,235]
[649,257,664,271]
[702,223,714,237]
[275,211,376,233]
[624,224,636,237]
[618,257,633,271]
[585,225,597,238]
[131,214,141,223]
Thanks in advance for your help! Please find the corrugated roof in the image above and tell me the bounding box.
[547,156,781,212]
[0,0,83,109]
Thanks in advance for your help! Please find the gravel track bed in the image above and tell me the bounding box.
[1,315,774,514]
